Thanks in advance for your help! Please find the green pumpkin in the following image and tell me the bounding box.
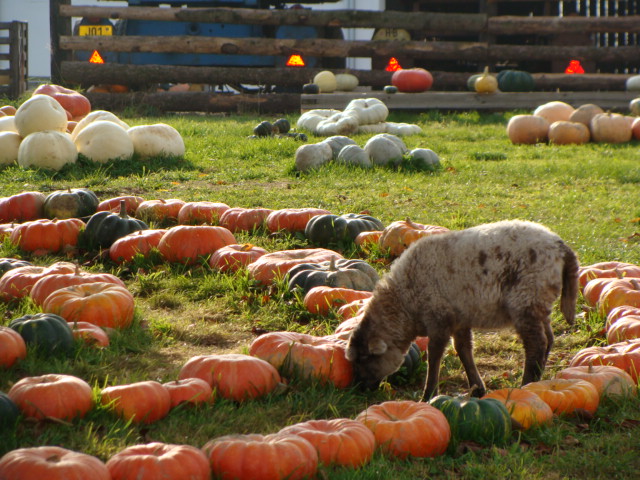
[253,121,273,137]
[82,200,148,250]
[0,258,32,275]
[429,395,512,447]
[273,118,291,134]
[388,342,423,385]
[302,83,320,94]
[304,213,384,247]
[43,187,99,220]
[0,392,20,428]
[466,73,483,91]
[287,257,379,293]
[9,313,74,355]
[496,70,535,92]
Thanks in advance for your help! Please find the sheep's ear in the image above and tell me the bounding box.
[368,338,388,355]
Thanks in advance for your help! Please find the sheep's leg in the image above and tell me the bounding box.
[543,318,554,367]
[421,334,449,401]
[515,312,549,386]
[453,328,485,397]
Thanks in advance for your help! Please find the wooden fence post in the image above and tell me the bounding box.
[8,21,28,98]
[50,0,72,85]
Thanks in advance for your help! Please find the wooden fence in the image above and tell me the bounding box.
[0,21,28,99]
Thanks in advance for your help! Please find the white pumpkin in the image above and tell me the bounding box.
[363,134,405,166]
[127,123,185,158]
[409,148,441,169]
[17,130,77,171]
[315,112,359,136]
[344,98,389,125]
[590,113,632,143]
[0,131,21,166]
[569,104,604,126]
[548,121,590,145]
[294,142,333,172]
[378,133,408,153]
[313,71,337,93]
[357,123,388,134]
[336,144,371,168]
[629,98,640,116]
[533,101,575,124]
[14,95,68,137]
[385,122,422,136]
[71,110,130,141]
[0,116,18,133]
[321,135,357,159]
[335,73,359,92]
[296,109,339,132]
[506,114,550,144]
[74,120,134,163]
[626,75,640,92]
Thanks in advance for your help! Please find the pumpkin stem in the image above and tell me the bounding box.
[118,200,129,219]
[241,244,254,252]
[328,257,337,271]
[631,278,640,290]
[482,65,490,76]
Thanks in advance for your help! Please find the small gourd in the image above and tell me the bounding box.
[302,83,320,94]
[253,121,273,137]
[273,118,290,134]
[626,75,640,92]
[313,71,337,93]
[383,85,398,94]
[474,67,498,94]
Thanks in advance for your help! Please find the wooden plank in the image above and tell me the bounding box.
[301,92,637,112]
[489,15,640,35]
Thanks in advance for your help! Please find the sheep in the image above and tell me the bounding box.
[345,219,579,400]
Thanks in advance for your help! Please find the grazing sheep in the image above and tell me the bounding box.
[345,220,579,399]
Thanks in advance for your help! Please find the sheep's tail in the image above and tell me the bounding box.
[560,243,579,325]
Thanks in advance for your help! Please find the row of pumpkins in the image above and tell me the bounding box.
[0,84,185,171]
[506,100,640,145]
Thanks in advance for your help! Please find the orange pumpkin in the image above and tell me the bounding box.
[9,218,84,255]
[607,306,640,327]
[162,378,213,408]
[135,198,186,226]
[556,364,637,398]
[0,191,46,223]
[34,83,92,119]
[0,446,111,480]
[208,243,268,272]
[107,443,210,480]
[279,418,376,468]
[67,321,110,348]
[177,201,230,225]
[522,378,600,415]
[356,400,450,459]
[506,114,550,144]
[607,315,640,344]
[0,261,76,301]
[336,297,370,320]
[30,265,125,306]
[101,380,171,424]
[0,326,27,368]
[108,228,167,264]
[354,230,383,250]
[570,339,640,381]
[578,261,640,289]
[157,225,236,265]
[219,207,274,233]
[8,374,93,420]
[97,195,145,216]
[42,282,135,329]
[203,432,318,480]
[249,331,353,388]
[0,223,16,241]
[598,278,640,315]
[248,248,343,285]
[265,207,331,233]
[378,218,450,257]
[482,388,553,430]
[303,286,373,316]
[178,353,281,402]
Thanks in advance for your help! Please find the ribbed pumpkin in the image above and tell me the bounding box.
[9,218,84,255]
[108,228,167,264]
[42,187,99,220]
[9,313,74,354]
[569,339,640,381]
[162,378,213,408]
[607,315,640,344]
[287,257,379,293]
[482,388,553,430]
[178,353,282,402]
[0,257,32,275]
[248,248,343,285]
[305,213,384,247]
[219,206,274,233]
[42,282,135,329]
[101,380,171,424]
[177,200,230,225]
[68,321,110,348]
[249,331,353,388]
[203,433,318,480]
[0,191,46,223]
[83,200,149,249]
[429,395,512,447]
[97,195,145,215]
[356,400,450,459]
[0,446,111,480]
[208,243,268,272]
[279,418,376,468]
[598,277,640,316]
[556,364,636,398]
[0,261,76,301]
[496,70,535,92]
[521,378,600,415]
[379,218,450,257]
[266,207,331,233]
[578,261,640,289]
[303,286,373,316]
[8,373,93,420]
[135,198,186,226]
[107,443,211,480]
[0,326,27,368]
[157,225,236,265]
[607,306,640,326]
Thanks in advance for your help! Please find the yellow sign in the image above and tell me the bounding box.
[78,25,113,36]
[372,28,411,42]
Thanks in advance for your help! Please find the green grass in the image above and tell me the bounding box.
[1,107,640,478]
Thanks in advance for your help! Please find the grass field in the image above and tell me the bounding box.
[1,106,639,479]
